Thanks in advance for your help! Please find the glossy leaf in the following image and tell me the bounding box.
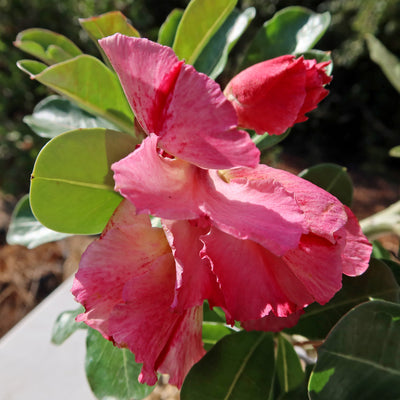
[308,300,400,399]
[79,11,140,68]
[51,306,86,345]
[17,59,47,75]
[366,34,400,93]
[24,95,118,138]
[276,334,305,393]
[251,129,290,151]
[202,322,235,351]
[6,194,71,248]
[194,7,256,79]
[30,128,138,234]
[86,328,154,400]
[173,0,237,65]
[14,28,82,65]
[17,55,135,135]
[243,6,330,67]
[298,163,353,207]
[181,331,275,400]
[287,258,400,339]
[158,9,184,47]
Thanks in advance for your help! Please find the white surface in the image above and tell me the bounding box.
[0,275,96,400]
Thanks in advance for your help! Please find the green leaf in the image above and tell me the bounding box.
[298,163,353,207]
[372,240,393,260]
[6,194,71,248]
[252,129,290,151]
[17,55,135,135]
[243,6,330,66]
[308,300,400,399]
[30,128,138,234]
[173,0,237,65]
[287,258,400,340]
[366,34,400,93]
[276,334,305,393]
[51,306,86,345]
[17,59,47,75]
[181,331,275,400]
[14,28,82,65]
[202,322,235,351]
[194,7,256,79]
[389,145,400,158]
[24,95,118,138]
[86,328,154,400]
[79,11,140,68]
[158,9,184,47]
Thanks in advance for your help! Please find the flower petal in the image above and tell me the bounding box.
[162,219,226,311]
[201,227,314,321]
[340,206,372,276]
[72,199,171,338]
[99,34,183,135]
[112,134,200,220]
[203,168,306,256]
[224,165,348,244]
[158,63,260,169]
[241,309,304,332]
[109,259,204,388]
[100,34,259,169]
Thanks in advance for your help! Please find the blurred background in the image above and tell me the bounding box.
[0,0,399,336]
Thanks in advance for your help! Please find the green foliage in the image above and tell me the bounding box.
[30,128,138,234]
[86,328,154,400]
[6,194,71,248]
[308,300,400,399]
[51,306,86,345]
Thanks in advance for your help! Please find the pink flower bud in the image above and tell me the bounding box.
[224,55,332,135]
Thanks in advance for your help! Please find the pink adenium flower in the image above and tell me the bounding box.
[224,55,332,135]
[72,34,372,388]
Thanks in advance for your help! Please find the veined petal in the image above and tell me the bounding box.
[340,206,372,276]
[99,34,183,135]
[109,257,204,388]
[201,227,314,322]
[224,165,348,243]
[72,200,171,338]
[112,134,200,220]
[202,168,306,256]
[100,34,259,169]
[158,63,260,169]
[162,219,226,311]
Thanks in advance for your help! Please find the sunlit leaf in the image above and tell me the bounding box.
[366,34,400,93]
[14,28,82,65]
[181,331,275,400]
[24,95,118,138]
[6,194,71,248]
[298,163,353,207]
[30,128,138,234]
[202,322,235,351]
[276,334,305,393]
[86,328,154,400]
[79,11,140,68]
[158,9,184,47]
[51,306,86,345]
[287,258,400,340]
[194,7,256,79]
[243,6,330,67]
[251,129,290,151]
[17,55,135,135]
[308,300,400,399]
[173,0,237,65]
